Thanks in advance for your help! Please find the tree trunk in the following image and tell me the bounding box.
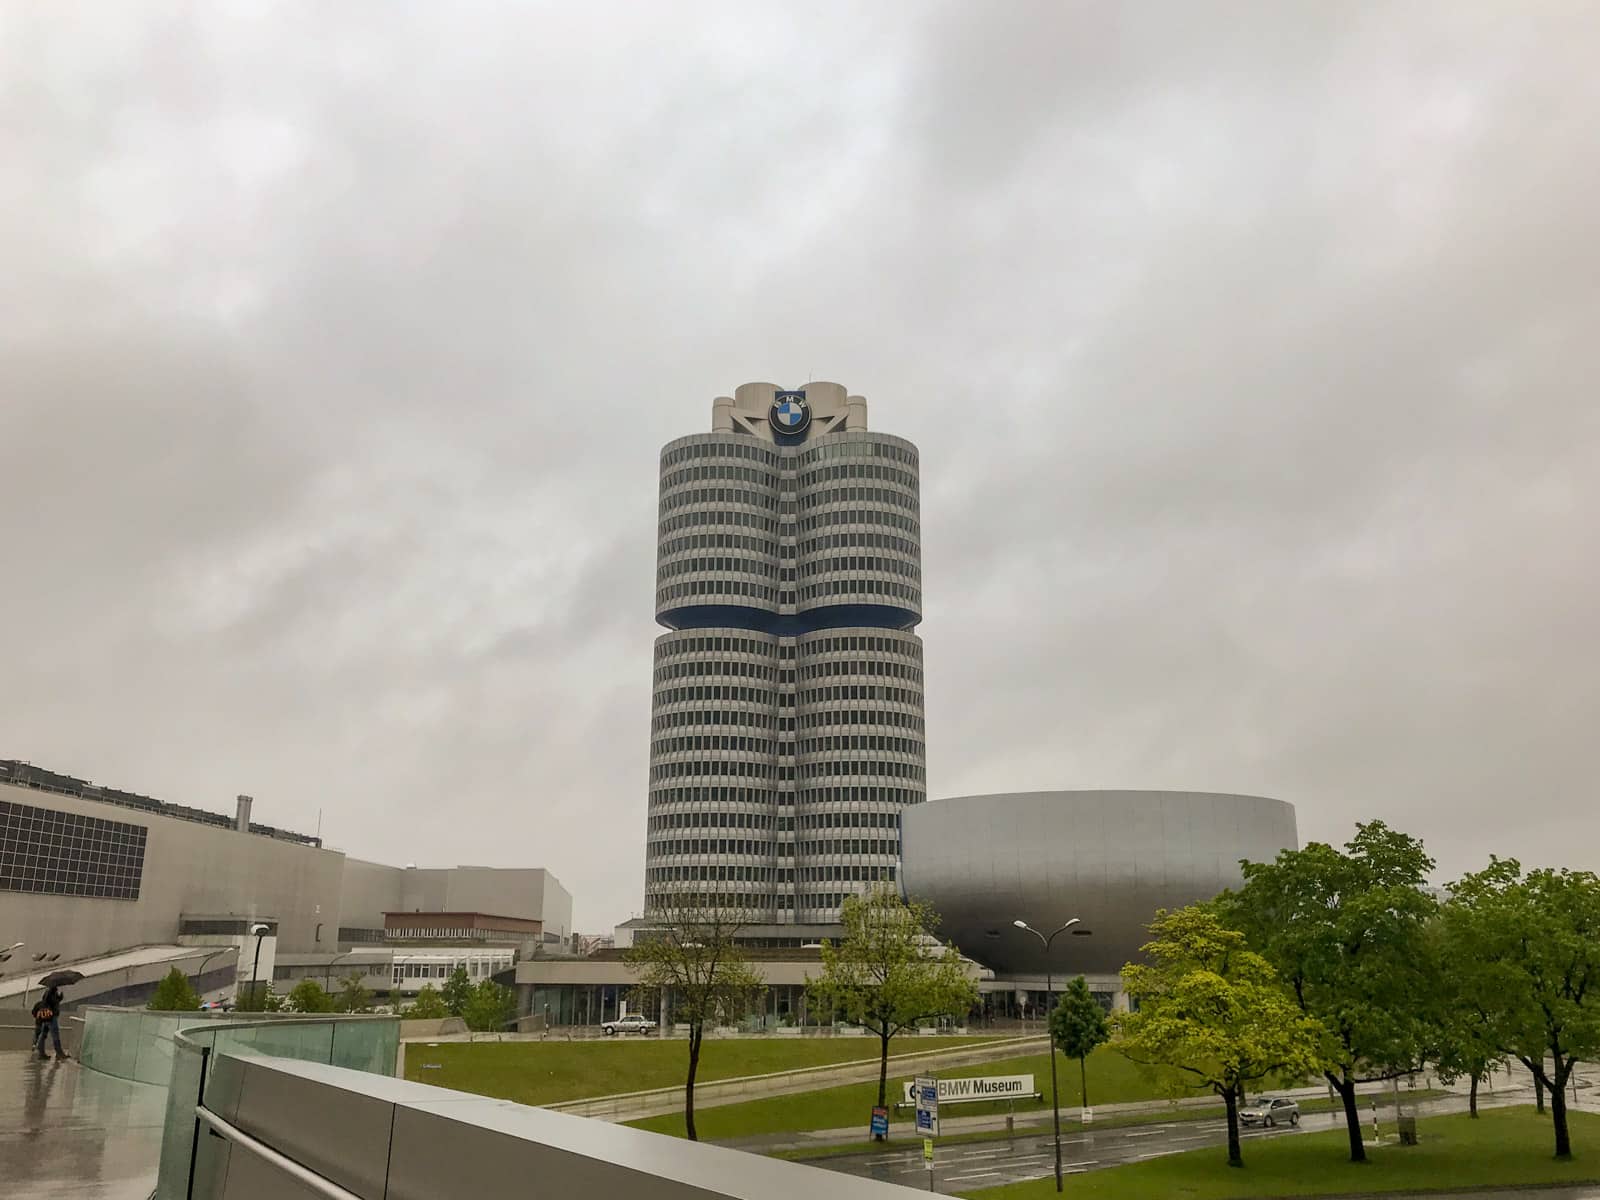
[1551,1056,1572,1159]
[1330,1073,1367,1163]
[1534,1071,1545,1114]
[1222,1085,1243,1167]
[876,1028,890,1139]
[1469,1072,1479,1118]
[685,1024,703,1141]
[1079,1054,1089,1111]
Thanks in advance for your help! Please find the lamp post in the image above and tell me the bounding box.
[248,924,270,1008]
[191,947,238,1001]
[1014,917,1082,1193]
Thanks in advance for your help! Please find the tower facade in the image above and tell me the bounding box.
[644,382,925,925]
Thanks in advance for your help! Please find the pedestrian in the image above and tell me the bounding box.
[31,984,68,1061]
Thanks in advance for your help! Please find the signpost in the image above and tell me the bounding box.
[900,1075,1035,1106]
[914,1075,938,1190]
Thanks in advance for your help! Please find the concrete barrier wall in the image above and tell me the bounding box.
[190,1053,932,1199]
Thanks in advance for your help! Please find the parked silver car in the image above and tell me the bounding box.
[1239,1097,1300,1127]
[600,1013,658,1036]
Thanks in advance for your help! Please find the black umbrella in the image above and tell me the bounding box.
[37,969,84,988]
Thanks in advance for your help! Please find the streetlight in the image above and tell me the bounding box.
[248,924,271,1008]
[191,947,239,1001]
[1014,917,1083,1193]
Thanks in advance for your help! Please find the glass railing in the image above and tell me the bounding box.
[74,1007,399,1200]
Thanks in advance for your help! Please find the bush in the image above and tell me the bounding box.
[147,967,201,1012]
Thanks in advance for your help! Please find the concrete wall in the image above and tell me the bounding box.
[0,781,347,960]
[338,858,405,931]
[395,866,572,939]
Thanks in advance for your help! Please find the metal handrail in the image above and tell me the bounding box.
[193,1107,361,1200]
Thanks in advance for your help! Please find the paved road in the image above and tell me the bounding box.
[817,1113,1319,1192]
[809,1084,1585,1194]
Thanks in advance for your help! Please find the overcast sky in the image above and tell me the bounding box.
[3,3,1596,932]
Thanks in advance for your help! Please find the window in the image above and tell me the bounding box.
[0,799,147,900]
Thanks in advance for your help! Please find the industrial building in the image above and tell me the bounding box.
[0,759,571,1004]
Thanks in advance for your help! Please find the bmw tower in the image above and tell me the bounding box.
[645,382,925,928]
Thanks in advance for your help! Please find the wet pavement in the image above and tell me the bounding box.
[0,1050,165,1199]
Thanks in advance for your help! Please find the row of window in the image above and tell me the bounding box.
[801,659,923,684]
[648,786,781,811]
[651,759,780,782]
[799,530,919,559]
[800,786,925,808]
[796,883,895,912]
[798,837,899,858]
[799,459,916,486]
[800,759,925,781]
[648,809,794,832]
[662,486,780,514]
[810,554,918,580]
[645,891,790,911]
[798,855,898,875]
[800,809,902,830]
[651,734,781,757]
[660,463,781,493]
[652,710,788,733]
[648,865,789,883]
[806,633,922,659]
[797,507,920,537]
[659,508,779,537]
[659,531,779,559]
[648,837,787,859]
[799,734,923,757]
[799,709,925,733]
[803,684,922,707]
[797,579,921,604]
[657,579,779,604]
[653,659,784,684]
[801,439,917,467]
[662,439,782,469]
[654,684,788,708]
[801,485,917,514]
[657,554,779,582]
[656,633,787,660]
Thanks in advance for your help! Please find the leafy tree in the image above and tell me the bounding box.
[1049,976,1110,1109]
[402,984,450,1020]
[284,978,335,1014]
[1220,821,1438,1162]
[463,979,516,1031]
[147,967,201,1012]
[334,972,374,1013]
[234,982,283,1012]
[1425,916,1505,1118]
[1118,906,1325,1169]
[806,886,978,1120]
[1441,859,1600,1159]
[625,896,765,1140]
[441,965,474,1017]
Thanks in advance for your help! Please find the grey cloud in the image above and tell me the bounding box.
[2,1,1596,926]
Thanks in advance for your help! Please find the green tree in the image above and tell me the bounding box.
[1049,976,1110,1109]
[284,978,335,1014]
[462,979,516,1031]
[1425,915,1505,1119]
[1118,906,1325,1169]
[806,886,978,1121]
[441,965,474,1017]
[625,896,765,1141]
[147,967,201,1012]
[1220,821,1439,1162]
[402,984,450,1020]
[234,982,282,1012]
[334,972,373,1013]
[1441,859,1600,1159]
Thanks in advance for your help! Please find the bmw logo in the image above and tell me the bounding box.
[770,390,810,436]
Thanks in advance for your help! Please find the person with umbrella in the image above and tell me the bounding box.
[31,969,82,1061]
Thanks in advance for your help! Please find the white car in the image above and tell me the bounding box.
[1239,1097,1300,1127]
[600,1014,658,1036]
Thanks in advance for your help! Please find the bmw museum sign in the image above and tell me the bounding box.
[770,389,810,436]
[901,1075,1036,1106]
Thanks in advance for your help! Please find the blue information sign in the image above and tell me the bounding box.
[870,1106,889,1137]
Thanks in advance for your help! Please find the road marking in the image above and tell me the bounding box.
[947,1170,1004,1181]
[1136,1150,1180,1159]
[1123,1130,1166,1137]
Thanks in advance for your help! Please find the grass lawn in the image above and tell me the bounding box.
[628,1044,1205,1140]
[961,1106,1600,1199]
[402,1035,993,1107]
